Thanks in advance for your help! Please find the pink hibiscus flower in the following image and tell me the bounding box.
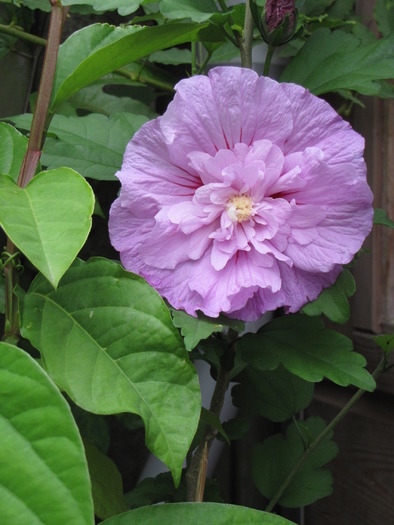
[109,67,373,321]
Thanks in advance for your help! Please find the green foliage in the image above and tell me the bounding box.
[45,113,148,180]
[374,0,394,37]
[0,122,27,182]
[7,112,149,180]
[171,309,223,350]
[52,22,206,110]
[100,502,296,525]
[0,342,94,524]
[18,258,201,485]
[232,366,314,422]
[239,315,376,391]
[373,334,394,355]
[280,29,394,96]
[374,207,394,228]
[253,417,338,507]
[160,0,220,22]
[302,269,356,324]
[61,0,142,16]
[0,169,94,287]
[0,277,4,313]
[84,443,127,520]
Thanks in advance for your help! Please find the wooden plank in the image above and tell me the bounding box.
[305,382,394,525]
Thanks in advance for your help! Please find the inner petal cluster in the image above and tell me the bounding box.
[227,194,254,222]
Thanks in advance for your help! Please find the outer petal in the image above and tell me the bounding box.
[120,118,201,206]
[160,67,293,173]
[281,82,365,175]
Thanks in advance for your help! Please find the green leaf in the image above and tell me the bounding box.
[59,84,157,118]
[0,122,27,182]
[201,407,229,443]
[52,22,206,110]
[327,0,355,19]
[373,334,394,355]
[302,0,332,16]
[100,502,296,525]
[280,29,394,95]
[171,309,223,351]
[302,269,356,324]
[42,113,148,181]
[0,169,94,287]
[374,0,394,37]
[253,417,338,507]
[18,258,201,485]
[0,342,94,524]
[149,48,192,65]
[160,0,220,22]
[61,0,142,16]
[85,444,127,520]
[232,366,314,422]
[239,315,376,391]
[374,207,394,228]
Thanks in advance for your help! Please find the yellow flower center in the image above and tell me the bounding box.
[227,194,254,223]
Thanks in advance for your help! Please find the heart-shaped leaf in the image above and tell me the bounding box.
[0,169,94,287]
[0,342,94,524]
[18,258,201,485]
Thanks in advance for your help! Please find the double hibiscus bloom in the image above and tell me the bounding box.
[109,67,373,321]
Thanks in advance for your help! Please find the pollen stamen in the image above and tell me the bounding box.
[227,194,254,222]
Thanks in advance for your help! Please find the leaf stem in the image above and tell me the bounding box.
[240,1,254,69]
[115,67,174,93]
[185,367,230,501]
[265,356,387,513]
[0,23,47,47]
[263,44,275,76]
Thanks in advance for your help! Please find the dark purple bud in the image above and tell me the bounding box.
[265,0,296,33]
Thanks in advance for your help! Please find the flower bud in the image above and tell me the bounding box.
[251,0,298,47]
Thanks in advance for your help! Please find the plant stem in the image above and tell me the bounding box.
[191,42,197,76]
[186,367,231,502]
[263,44,275,76]
[0,23,47,47]
[2,1,67,343]
[240,1,254,69]
[265,356,387,513]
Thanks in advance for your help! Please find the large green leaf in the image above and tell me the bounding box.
[232,366,314,422]
[253,417,338,507]
[52,22,206,110]
[160,0,220,22]
[302,269,356,324]
[280,28,394,95]
[85,444,127,520]
[0,170,94,287]
[0,342,94,524]
[100,502,295,524]
[0,122,27,182]
[239,315,375,391]
[18,258,201,485]
[43,113,147,180]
